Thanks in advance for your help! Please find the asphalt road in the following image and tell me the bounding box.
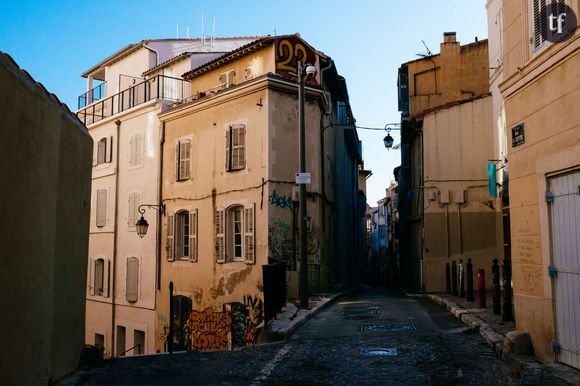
[60,288,518,385]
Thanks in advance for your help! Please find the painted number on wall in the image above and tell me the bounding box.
[275,37,317,84]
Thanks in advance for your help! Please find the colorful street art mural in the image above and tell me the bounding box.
[185,295,265,352]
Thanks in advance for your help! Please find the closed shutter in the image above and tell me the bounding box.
[103,259,110,298]
[225,129,231,171]
[88,257,95,296]
[96,189,107,227]
[244,203,255,264]
[179,140,191,180]
[126,257,139,302]
[216,208,225,263]
[107,135,113,163]
[97,139,106,164]
[128,192,140,227]
[135,133,143,166]
[238,125,245,169]
[167,213,175,261]
[189,209,198,262]
[129,134,135,166]
[175,142,180,181]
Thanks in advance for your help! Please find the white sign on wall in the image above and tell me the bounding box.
[295,173,311,184]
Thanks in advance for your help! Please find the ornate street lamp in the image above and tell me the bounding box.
[135,204,165,238]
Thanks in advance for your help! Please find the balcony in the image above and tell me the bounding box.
[76,75,191,126]
[78,82,106,109]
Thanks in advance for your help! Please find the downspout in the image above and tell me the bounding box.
[143,43,160,68]
[318,59,333,285]
[111,119,122,356]
[457,203,463,256]
[157,122,165,290]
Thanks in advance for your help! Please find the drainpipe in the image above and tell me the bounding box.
[318,59,333,283]
[111,119,122,356]
[143,43,160,68]
[156,122,165,290]
[457,203,463,256]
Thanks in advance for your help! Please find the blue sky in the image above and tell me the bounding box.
[0,1,488,204]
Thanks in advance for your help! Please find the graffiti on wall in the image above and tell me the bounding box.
[185,307,232,351]
[268,218,295,268]
[275,36,317,85]
[185,295,265,351]
[269,190,294,211]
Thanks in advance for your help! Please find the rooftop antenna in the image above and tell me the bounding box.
[201,12,205,45]
[421,40,433,56]
[212,16,215,48]
[186,26,189,39]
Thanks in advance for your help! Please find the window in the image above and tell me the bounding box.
[126,257,139,303]
[94,333,105,348]
[133,330,145,355]
[127,192,140,228]
[129,133,143,167]
[215,204,255,263]
[532,0,566,50]
[96,136,113,165]
[89,257,109,297]
[226,124,246,171]
[116,326,126,357]
[167,209,198,262]
[219,70,236,89]
[176,139,191,181]
[96,189,107,227]
[245,67,253,80]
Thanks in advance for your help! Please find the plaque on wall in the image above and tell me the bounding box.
[512,124,525,147]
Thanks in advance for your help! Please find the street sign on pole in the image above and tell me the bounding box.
[295,172,311,184]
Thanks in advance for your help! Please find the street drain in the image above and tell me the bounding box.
[360,347,398,356]
[360,323,416,332]
[341,305,380,318]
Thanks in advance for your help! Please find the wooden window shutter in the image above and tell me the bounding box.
[135,133,143,166]
[107,135,114,163]
[175,142,180,181]
[179,140,191,180]
[129,135,135,166]
[88,257,95,296]
[128,193,136,227]
[225,128,232,171]
[97,139,106,165]
[96,189,107,227]
[126,257,139,302]
[215,208,225,263]
[167,213,175,261]
[189,209,198,262]
[103,259,110,298]
[244,203,255,264]
[238,125,246,169]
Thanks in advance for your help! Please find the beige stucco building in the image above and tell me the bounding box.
[397,33,499,292]
[497,0,580,367]
[78,34,363,355]
[0,52,92,385]
[77,37,258,357]
[155,34,363,351]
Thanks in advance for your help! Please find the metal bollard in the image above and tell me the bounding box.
[492,259,501,314]
[458,259,465,297]
[466,258,475,301]
[477,269,486,308]
[445,263,451,294]
[502,258,514,321]
[451,261,458,296]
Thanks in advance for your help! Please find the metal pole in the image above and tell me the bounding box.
[466,258,475,301]
[298,61,309,309]
[492,258,501,314]
[168,281,174,354]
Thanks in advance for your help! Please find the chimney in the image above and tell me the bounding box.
[443,32,457,43]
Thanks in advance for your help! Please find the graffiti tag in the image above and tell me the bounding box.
[186,307,231,351]
[269,190,294,211]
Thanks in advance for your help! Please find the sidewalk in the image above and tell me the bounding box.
[428,291,580,386]
[261,290,350,342]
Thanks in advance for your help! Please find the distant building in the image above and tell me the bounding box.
[494,0,580,368]
[397,33,498,292]
[0,52,92,385]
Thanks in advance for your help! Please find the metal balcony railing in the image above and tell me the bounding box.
[76,75,191,126]
[78,82,106,109]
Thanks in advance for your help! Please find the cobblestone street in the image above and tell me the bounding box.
[61,288,520,385]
